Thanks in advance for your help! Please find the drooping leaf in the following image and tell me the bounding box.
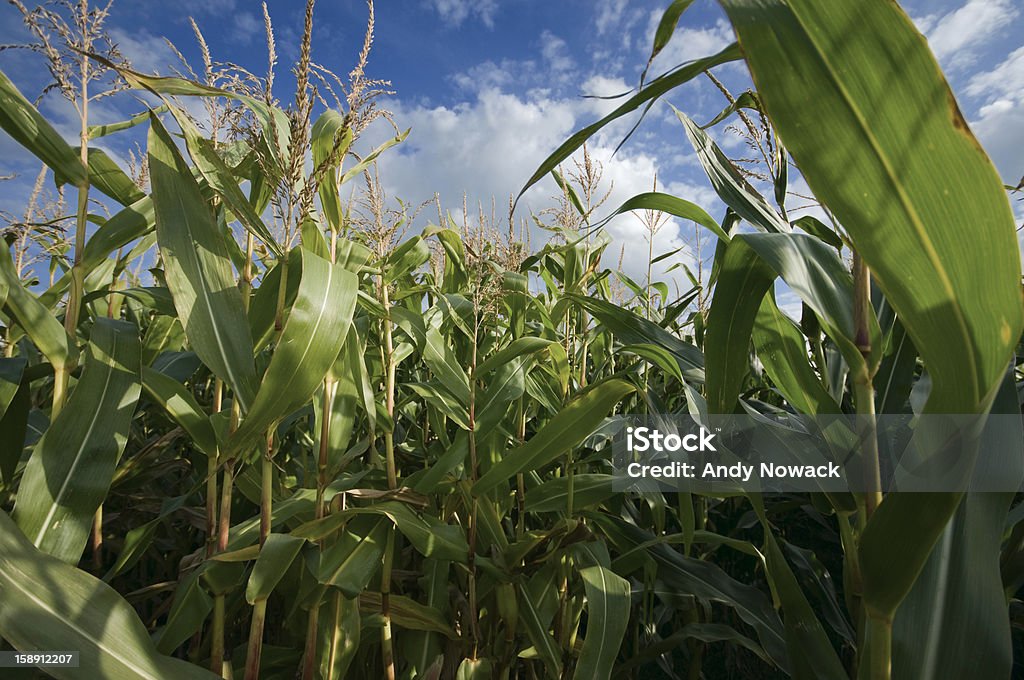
[752,292,840,415]
[598,191,728,242]
[245,534,305,604]
[0,69,87,187]
[14,318,140,564]
[164,104,284,258]
[519,43,742,205]
[0,510,217,679]
[0,246,75,370]
[641,0,698,83]
[573,566,630,680]
[569,294,704,382]
[675,108,789,234]
[141,366,217,456]
[293,501,468,563]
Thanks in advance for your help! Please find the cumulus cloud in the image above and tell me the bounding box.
[595,0,629,36]
[109,27,180,75]
[229,12,262,45]
[918,0,1018,71]
[540,30,573,75]
[361,80,719,289]
[425,0,499,29]
[965,46,1024,181]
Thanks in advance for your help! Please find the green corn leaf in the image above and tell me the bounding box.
[618,343,686,384]
[14,318,140,563]
[422,325,471,407]
[338,128,410,186]
[475,337,553,377]
[82,147,147,206]
[98,59,292,169]
[71,197,155,287]
[517,581,563,678]
[597,191,729,242]
[0,246,75,369]
[518,43,741,205]
[88,105,169,140]
[475,354,530,432]
[317,592,361,680]
[551,168,587,218]
[318,516,388,598]
[719,0,1022,416]
[358,591,457,638]
[702,89,762,129]
[0,69,87,187]
[752,292,840,415]
[674,108,790,234]
[248,248,302,353]
[599,516,789,671]
[474,379,636,496]
[294,501,468,563]
[739,232,878,375]
[718,0,1024,633]
[0,510,218,679]
[0,356,25,421]
[750,500,847,680]
[793,215,843,251]
[154,569,213,655]
[384,235,431,284]
[402,559,450,675]
[642,0,698,83]
[874,318,917,414]
[574,566,630,680]
[525,474,616,513]
[228,248,358,458]
[148,112,259,413]
[165,104,284,258]
[300,217,331,259]
[569,294,704,382]
[311,110,354,232]
[705,238,775,414]
[141,366,218,456]
[0,357,26,483]
[889,374,1022,679]
[245,533,305,604]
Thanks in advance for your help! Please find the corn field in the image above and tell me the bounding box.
[0,0,1022,679]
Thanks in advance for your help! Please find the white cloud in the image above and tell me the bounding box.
[109,28,179,75]
[363,81,719,288]
[919,0,1018,70]
[179,0,236,16]
[229,12,262,45]
[426,0,499,29]
[540,30,573,74]
[965,46,1024,100]
[964,46,1024,181]
[580,75,631,118]
[595,0,629,36]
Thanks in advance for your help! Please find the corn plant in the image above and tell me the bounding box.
[1,1,1022,679]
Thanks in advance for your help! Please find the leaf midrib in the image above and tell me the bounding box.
[33,333,119,547]
[3,552,158,678]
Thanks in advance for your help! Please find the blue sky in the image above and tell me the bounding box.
[0,0,1021,302]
